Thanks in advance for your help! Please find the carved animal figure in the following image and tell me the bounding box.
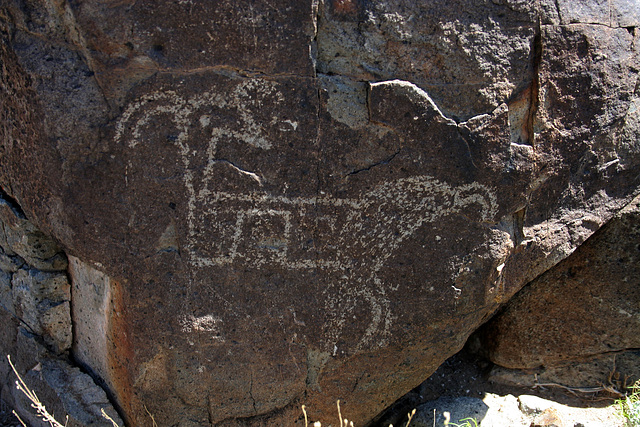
[116,79,498,350]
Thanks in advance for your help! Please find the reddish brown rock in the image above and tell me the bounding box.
[0,1,639,426]
[472,195,640,370]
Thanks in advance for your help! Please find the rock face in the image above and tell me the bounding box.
[0,190,122,426]
[473,194,640,371]
[0,0,639,426]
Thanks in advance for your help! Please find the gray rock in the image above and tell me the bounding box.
[6,339,123,427]
[319,75,369,129]
[556,0,640,27]
[411,393,622,427]
[0,195,67,272]
[68,256,115,410]
[11,269,71,354]
[612,0,640,27]
[40,357,124,427]
[0,246,25,273]
[486,350,640,399]
[316,0,537,121]
[412,394,528,427]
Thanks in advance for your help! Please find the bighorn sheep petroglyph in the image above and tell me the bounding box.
[116,78,498,350]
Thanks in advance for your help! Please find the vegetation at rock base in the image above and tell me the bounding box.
[7,355,67,427]
[443,412,479,427]
[617,379,640,427]
[6,352,634,427]
[302,400,416,427]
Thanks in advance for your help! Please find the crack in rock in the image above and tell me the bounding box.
[346,150,401,176]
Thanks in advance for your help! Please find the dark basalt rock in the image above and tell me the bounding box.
[0,1,639,425]
[472,195,640,371]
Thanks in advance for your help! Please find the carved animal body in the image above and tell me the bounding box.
[116,80,499,349]
[188,177,497,349]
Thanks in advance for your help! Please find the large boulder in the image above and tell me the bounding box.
[1,0,639,425]
[472,194,640,371]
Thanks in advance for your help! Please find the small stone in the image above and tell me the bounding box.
[530,407,565,427]
[519,395,555,415]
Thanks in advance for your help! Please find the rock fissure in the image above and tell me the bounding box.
[456,130,479,170]
[311,0,320,75]
[548,22,639,29]
[553,0,563,25]
[346,149,401,176]
[0,186,26,219]
[66,350,128,425]
[310,72,324,279]
[0,297,37,336]
[154,64,316,81]
[527,20,542,147]
[514,208,528,247]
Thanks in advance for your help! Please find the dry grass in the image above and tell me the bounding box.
[7,355,120,427]
[7,355,68,427]
[301,400,416,427]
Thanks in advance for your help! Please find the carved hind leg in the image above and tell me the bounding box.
[355,274,391,351]
[320,272,391,353]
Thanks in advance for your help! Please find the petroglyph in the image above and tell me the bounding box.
[179,314,224,342]
[116,78,498,350]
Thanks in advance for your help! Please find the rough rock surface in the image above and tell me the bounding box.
[0,0,639,426]
[0,191,122,426]
[486,349,640,397]
[473,194,640,370]
[0,190,71,355]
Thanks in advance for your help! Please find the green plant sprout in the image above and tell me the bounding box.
[617,379,640,427]
[443,411,479,427]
